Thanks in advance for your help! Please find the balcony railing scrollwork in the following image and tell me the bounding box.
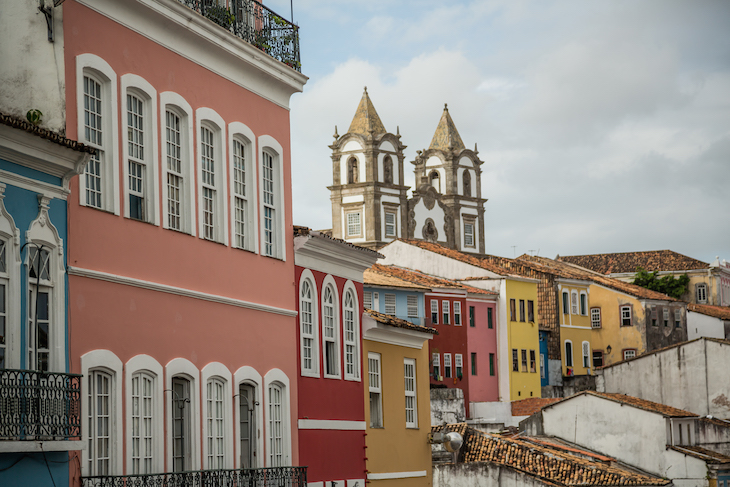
[175,0,301,71]
[0,368,82,440]
[82,466,308,487]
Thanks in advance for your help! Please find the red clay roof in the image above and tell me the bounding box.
[688,303,730,320]
[365,309,437,335]
[0,112,96,154]
[293,225,382,258]
[431,423,670,486]
[669,445,730,464]
[557,250,709,274]
[555,391,698,418]
[369,263,498,296]
[511,397,562,417]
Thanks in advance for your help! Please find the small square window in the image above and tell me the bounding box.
[623,349,636,360]
[592,350,604,368]
[590,308,601,328]
[620,306,632,326]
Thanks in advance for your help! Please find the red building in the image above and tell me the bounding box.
[293,227,380,486]
[58,0,308,484]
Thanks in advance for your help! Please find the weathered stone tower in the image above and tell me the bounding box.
[409,104,487,254]
[328,88,409,249]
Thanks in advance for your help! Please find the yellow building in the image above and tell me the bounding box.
[556,278,594,376]
[503,277,542,401]
[362,310,435,486]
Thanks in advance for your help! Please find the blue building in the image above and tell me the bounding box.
[0,113,92,485]
[363,264,429,326]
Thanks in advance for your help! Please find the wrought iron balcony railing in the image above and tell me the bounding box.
[0,368,82,440]
[82,466,307,487]
[176,0,301,71]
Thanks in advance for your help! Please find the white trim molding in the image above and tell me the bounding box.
[367,470,427,480]
[67,266,297,316]
[297,419,366,431]
[125,354,165,474]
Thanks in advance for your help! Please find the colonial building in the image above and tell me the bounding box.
[329,90,487,254]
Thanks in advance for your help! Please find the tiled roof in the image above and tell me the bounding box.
[0,112,96,154]
[669,445,730,464]
[431,424,670,486]
[521,255,679,302]
[557,250,709,274]
[511,397,562,417]
[398,239,525,277]
[688,303,730,320]
[428,104,465,152]
[699,416,730,428]
[519,437,615,463]
[347,87,387,136]
[365,309,437,335]
[364,267,430,290]
[369,264,498,296]
[560,391,698,418]
[294,225,382,258]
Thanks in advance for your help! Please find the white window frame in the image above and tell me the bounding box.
[442,300,450,325]
[697,283,708,303]
[623,349,636,360]
[259,136,285,259]
[201,362,233,469]
[407,295,418,319]
[368,353,383,428]
[263,369,291,467]
[229,122,257,252]
[345,210,362,238]
[121,74,159,225]
[384,209,397,238]
[564,340,573,368]
[165,358,201,472]
[454,301,462,326]
[81,350,123,477]
[580,291,588,315]
[571,291,578,315]
[404,358,417,428]
[674,308,682,327]
[582,341,590,369]
[431,299,439,324]
[432,352,440,378]
[125,355,164,474]
[196,108,228,245]
[233,366,264,469]
[463,218,476,249]
[455,353,463,377]
[363,291,372,310]
[591,307,601,328]
[25,196,65,372]
[76,54,120,215]
[343,282,360,381]
[161,92,196,235]
[444,353,452,378]
[562,291,569,315]
[321,277,341,379]
[621,305,632,326]
[384,293,396,315]
[0,189,20,369]
[299,270,319,378]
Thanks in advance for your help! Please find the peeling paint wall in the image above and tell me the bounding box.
[433,462,548,487]
[431,388,466,426]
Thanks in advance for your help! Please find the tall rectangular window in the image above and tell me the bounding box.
[233,139,248,248]
[582,342,590,368]
[262,152,276,256]
[565,341,573,367]
[592,350,603,368]
[674,308,682,328]
[464,220,475,248]
[527,300,534,322]
[166,111,183,230]
[368,353,382,428]
[127,94,146,221]
[206,379,225,469]
[571,292,578,315]
[489,353,495,376]
[404,358,417,428]
[384,293,396,315]
[442,300,450,325]
[621,306,632,326]
[432,353,440,379]
[455,354,463,378]
[131,373,154,474]
[83,76,104,209]
[88,371,112,475]
[529,350,536,373]
[471,353,477,376]
[407,295,418,318]
[487,307,493,329]
[200,126,216,240]
[267,383,284,466]
[454,301,461,326]
[431,300,439,324]
[510,299,516,321]
[444,353,452,378]
[300,279,315,374]
[344,290,358,380]
[384,211,396,237]
[663,307,670,327]
[562,292,569,315]
[346,211,361,238]
[591,307,601,328]
[469,306,475,327]
[697,283,707,303]
[323,286,339,377]
[580,293,587,315]
[519,300,525,322]
[521,349,528,372]
[512,349,518,372]
[363,291,372,310]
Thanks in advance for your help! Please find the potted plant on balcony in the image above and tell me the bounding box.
[205,4,235,30]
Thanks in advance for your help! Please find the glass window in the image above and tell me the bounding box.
[432,353,440,379]
[464,220,475,248]
[591,308,601,328]
[442,300,450,325]
[487,307,493,329]
[323,285,339,377]
[385,211,396,237]
[262,151,277,256]
[300,279,316,374]
[431,300,438,324]
[562,292,569,315]
[407,295,418,318]
[519,299,525,322]
[621,306,632,326]
[512,349,518,372]
[521,349,528,372]
[455,354,463,378]
[166,110,184,231]
[131,372,155,474]
[580,293,587,315]
[88,370,113,475]
[346,211,361,238]
[529,350,536,373]
[510,299,516,321]
[527,300,534,322]
[267,382,284,466]
[444,353,452,378]
[344,290,359,380]
[232,139,248,248]
[83,75,104,209]
[565,341,573,367]
[404,358,417,428]
[454,301,461,326]
[363,291,372,310]
[206,378,225,469]
[200,126,217,241]
[368,353,382,427]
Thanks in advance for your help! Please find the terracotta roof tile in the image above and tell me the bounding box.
[554,391,698,418]
[558,250,709,274]
[365,309,437,335]
[369,264,498,296]
[431,424,670,486]
[669,445,730,464]
[0,112,96,154]
[688,303,730,320]
[511,397,562,417]
[294,225,382,258]
[364,267,430,290]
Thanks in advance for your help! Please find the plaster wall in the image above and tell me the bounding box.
[0,1,66,132]
[412,199,445,241]
[697,419,730,456]
[600,339,730,418]
[505,279,541,400]
[431,388,466,426]
[433,462,548,487]
[466,300,499,402]
[364,286,425,325]
[687,311,726,340]
[542,394,695,479]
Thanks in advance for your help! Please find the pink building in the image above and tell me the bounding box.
[61,1,307,484]
[465,299,499,402]
[293,227,380,486]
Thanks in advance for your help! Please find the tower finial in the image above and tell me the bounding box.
[333,125,339,139]
[397,125,400,136]
[364,86,368,93]
[474,142,478,152]
[444,103,448,111]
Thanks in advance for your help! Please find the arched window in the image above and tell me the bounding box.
[429,170,440,193]
[239,382,257,468]
[206,377,226,469]
[197,108,228,245]
[171,375,193,472]
[383,156,393,184]
[343,286,359,381]
[88,369,114,475]
[259,136,284,259]
[322,282,340,378]
[463,170,471,197]
[300,277,318,376]
[268,382,285,466]
[130,371,155,473]
[347,157,358,184]
[0,190,20,369]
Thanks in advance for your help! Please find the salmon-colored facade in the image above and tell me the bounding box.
[60,0,307,482]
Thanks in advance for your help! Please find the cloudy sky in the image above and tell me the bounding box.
[268,0,730,264]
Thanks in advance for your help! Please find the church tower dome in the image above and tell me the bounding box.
[328,88,409,249]
[410,104,487,253]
